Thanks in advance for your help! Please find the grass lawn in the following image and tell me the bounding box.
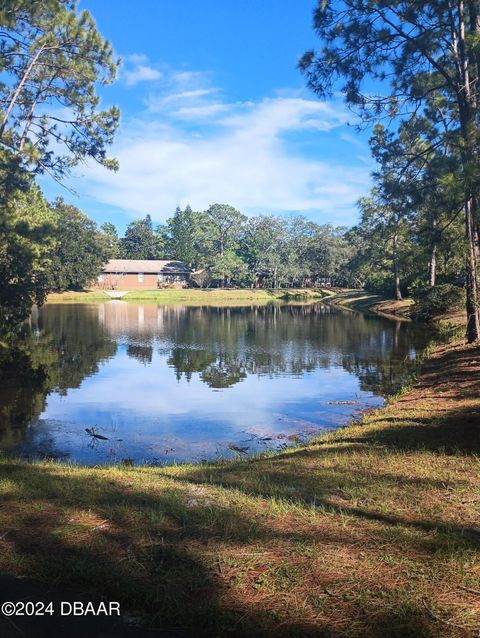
[45,290,110,302]
[44,288,327,305]
[122,288,326,302]
[0,337,479,636]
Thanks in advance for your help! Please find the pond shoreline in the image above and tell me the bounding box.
[7,299,431,465]
[0,302,478,637]
[45,287,327,304]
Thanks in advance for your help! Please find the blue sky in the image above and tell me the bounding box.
[42,0,373,233]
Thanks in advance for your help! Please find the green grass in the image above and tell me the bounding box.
[44,288,327,305]
[122,288,326,303]
[46,290,110,302]
[326,290,414,318]
[0,338,479,636]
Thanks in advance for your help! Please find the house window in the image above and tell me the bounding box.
[98,274,104,283]
[138,272,144,283]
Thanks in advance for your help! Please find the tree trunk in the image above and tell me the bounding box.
[392,233,402,301]
[458,1,480,341]
[465,197,480,341]
[429,243,437,287]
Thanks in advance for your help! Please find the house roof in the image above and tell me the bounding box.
[102,259,191,274]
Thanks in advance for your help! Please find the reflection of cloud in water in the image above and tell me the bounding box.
[4,302,433,465]
[23,350,380,463]
[42,351,368,431]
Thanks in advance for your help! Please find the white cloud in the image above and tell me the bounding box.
[124,65,162,86]
[123,55,163,86]
[146,89,221,115]
[144,70,220,117]
[78,64,370,224]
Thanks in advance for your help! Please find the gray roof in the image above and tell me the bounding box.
[102,259,191,274]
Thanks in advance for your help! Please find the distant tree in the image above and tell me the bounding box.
[49,198,109,290]
[119,216,158,259]
[207,204,247,256]
[210,251,248,287]
[190,269,211,289]
[154,223,169,259]
[241,215,288,287]
[305,223,352,285]
[100,222,119,258]
[369,119,463,289]
[204,204,247,286]
[163,205,199,266]
[356,194,413,300]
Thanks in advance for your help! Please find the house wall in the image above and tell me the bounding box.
[94,273,189,290]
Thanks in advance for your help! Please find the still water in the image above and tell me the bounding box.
[0,302,434,465]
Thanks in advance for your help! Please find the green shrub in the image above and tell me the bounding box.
[364,272,396,297]
[411,284,465,320]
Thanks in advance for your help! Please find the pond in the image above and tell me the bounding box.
[0,301,435,465]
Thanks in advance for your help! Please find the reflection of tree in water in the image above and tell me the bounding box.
[0,346,48,448]
[200,355,247,389]
[161,304,434,393]
[167,346,247,388]
[0,304,117,448]
[0,302,434,451]
[33,304,117,394]
[126,343,153,365]
[167,347,216,381]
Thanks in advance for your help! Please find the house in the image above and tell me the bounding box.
[95,259,192,290]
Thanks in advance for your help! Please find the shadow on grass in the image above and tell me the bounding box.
[0,455,469,638]
[0,461,346,638]
[356,342,480,454]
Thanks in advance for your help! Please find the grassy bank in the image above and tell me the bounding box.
[122,288,325,302]
[45,288,326,305]
[0,335,479,636]
[325,289,414,319]
[46,290,110,302]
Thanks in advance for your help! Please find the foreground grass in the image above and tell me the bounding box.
[0,339,479,636]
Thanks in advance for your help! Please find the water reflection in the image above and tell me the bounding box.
[0,302,434,465]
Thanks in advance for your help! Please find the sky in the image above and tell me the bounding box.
[42,0,374,233]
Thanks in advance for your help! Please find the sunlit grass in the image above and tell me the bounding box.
[44,288,327,305]
[122,288,326,302]
[46,290,110,302]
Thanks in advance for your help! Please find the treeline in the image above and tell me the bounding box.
[109,191,467,298]
[301,1,480,342]
[105,205,351,289]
